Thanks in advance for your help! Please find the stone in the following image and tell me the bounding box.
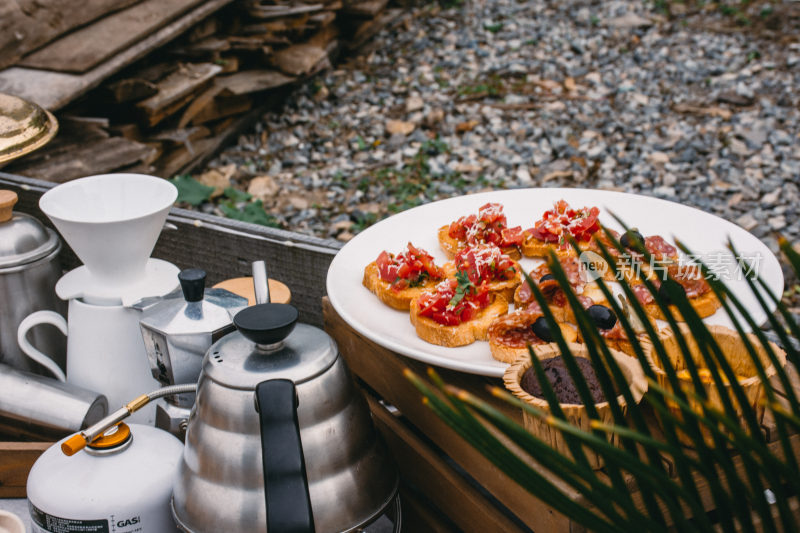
[385,120,415,136]
[515,166,532,183]
[288,196,309,210]
[405,95,424,113]
[768,216,787,231]
[647,151,670,165]
[604,13,652,29]
[247,176,280,201]
[735,213,758,231]
[728,138,751,157]
[761,189,781,206]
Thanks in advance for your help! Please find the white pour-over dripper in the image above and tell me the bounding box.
[39,174,179,305]
[20,174,181,424]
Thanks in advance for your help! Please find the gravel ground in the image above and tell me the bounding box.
[196,0,800,309]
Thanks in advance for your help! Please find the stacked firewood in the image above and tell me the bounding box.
[6,0,402,182]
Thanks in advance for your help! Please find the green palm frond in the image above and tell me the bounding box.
[407,225,800,532]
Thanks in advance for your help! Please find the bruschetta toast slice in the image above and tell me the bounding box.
[363,243,445,310]
[410,276,509,347]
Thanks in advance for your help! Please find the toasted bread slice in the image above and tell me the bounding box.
[438,225,522,260]
[363,262,437,310]
[438,225,462,258]
[442,261,522,303]
[520,233,576,259]
[643,291,721,321]
[489,323,578,363]
[487,308,578,363]
[410,294,509,347]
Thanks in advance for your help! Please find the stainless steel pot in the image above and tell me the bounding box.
[0,190,65,374]
[172,303,399,532]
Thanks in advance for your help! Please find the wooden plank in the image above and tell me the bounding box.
[215,70,296,96]
[245,2,325,20]
[270,44,329,76]
[322,298,581,532]
[368,394,528,533]
[345,8,403,50]
[19,0,205,74]
[397,484,459,533]
[155,137,220,179]
[177,85,226,129]
[11,137,156,183]
[169,37,231,60]
[0,0,235,111]
[151,126,211,146]
[343,0,389,18]
[307,24,342,49]
[0,0,140,70]
[309,10,337,27]
[188,95,253,126]
[0,441,51,498]
[137,63,223,127]
[106,78,158,103]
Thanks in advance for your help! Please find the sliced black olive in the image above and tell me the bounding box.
[587,305,617,330]
[531,317,554,342]
[658,278,685,305]
[620,229,644,250]
[539,273,555,283]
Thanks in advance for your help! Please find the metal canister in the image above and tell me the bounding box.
[0,190,65,374]
[0,363,107,441]
[27,423,184,533]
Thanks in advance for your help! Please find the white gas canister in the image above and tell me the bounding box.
[27,423,183,533]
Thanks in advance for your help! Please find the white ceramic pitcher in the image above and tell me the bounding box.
[18,299,160,424]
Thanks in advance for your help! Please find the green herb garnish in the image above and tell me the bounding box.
[448,270,474,308]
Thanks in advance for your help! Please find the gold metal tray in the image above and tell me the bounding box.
[0,93,58,164]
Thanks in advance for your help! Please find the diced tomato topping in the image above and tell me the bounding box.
[416,278,492,326]
[455,244,517,285]
[447,203,522,249]
[375,243,444,291]
[525,200,601,246]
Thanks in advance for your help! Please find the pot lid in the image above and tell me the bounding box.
[139,268,248,335]
[203,306,338,390]
[0,190,61,268]
[0,93,58,164]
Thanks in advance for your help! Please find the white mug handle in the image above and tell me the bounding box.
[17,310,68,382]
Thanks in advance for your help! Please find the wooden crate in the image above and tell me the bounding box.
[322,297,800,532]
[0,442,50,498]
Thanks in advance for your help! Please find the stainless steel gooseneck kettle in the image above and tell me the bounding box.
[171,301,399,532]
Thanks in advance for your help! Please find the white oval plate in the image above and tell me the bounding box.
[326,188,784,377]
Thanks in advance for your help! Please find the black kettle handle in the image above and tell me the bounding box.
[255,379,315,533]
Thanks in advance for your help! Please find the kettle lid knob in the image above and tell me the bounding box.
[234,303,299,346]
[178,268,206,302]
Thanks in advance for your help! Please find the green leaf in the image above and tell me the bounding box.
[219,200,280,228]
[171,175,215,206]
[223,187,252,203]
[448,269,473,308]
